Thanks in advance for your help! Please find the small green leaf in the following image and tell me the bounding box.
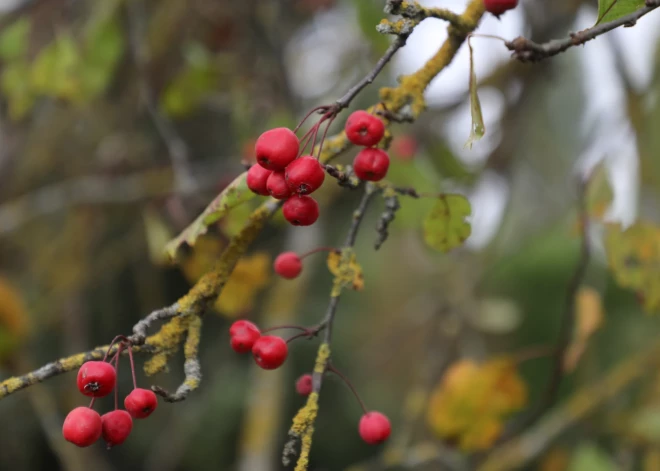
[80,16,124,100]
[423,194,472,253]
[568,444,617,471]
[1,61,35,120]
[464,39,485,150]
[0,18,30,61]
[596,0,645,24]
[30,32,80,100]
[164,172,256,258]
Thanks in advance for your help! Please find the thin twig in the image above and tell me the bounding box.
[506,0,660,62]
[130,303,181,345]
[500,178,591,439]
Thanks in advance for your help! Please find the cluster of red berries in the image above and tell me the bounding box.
[62,342,158,448]
[484,0,518,16]
[247,128,325,226]
[345,110,390,181]
[229,320,289,370]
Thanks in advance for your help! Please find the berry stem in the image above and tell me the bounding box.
[327,364,368,414]
[294,105,330,133]
[261,325,310,334]
[127,344,138,389]
[299,246,338,259]
[286,332,311,344]
[316,114,336,160]
[88,397,96,409]
[113,344,123,411]
[102,335,129,362]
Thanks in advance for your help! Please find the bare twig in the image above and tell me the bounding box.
[130,303,182,345]
[506,0,660,62]
[500,178,591,439]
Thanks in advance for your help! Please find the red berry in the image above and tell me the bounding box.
[345,110,385,147]
[391,135,418,161]
[484,0,518,16]
[62,407,102,447]
[252,336,288,370]
[282,195,319,226]
[353,148,390,181]
[274,252,303,279]
[266,171,292,199]
[77,361,117,398]
[229,320,261,353]
[255,128,300,171]
[247,165,272,196]
[295,374,313,396]
[285,156,326,194]
[359,411,391,445]
[124,388,158,419]
[101,410,133,447]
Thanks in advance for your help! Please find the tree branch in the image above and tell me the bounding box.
[506,0,660,62]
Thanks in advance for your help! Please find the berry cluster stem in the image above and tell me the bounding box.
[327,364,368,414]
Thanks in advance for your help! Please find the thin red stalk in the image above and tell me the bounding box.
[294,105,329,133]
[327,364,368,414]
[298,123,320,157]
[102,335,129,362]
[286,332,310,344]
[88,397,96,409]
[316,114,336,160]
[299,247,337,259]
[113,344,123,411]
[261,325,309,334]
[127,345,137,389]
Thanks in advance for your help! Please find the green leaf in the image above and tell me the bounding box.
[164,172,256,258]
[605,221,660,313]
[80,15,124,100]
[0,18,30,61]
[596,0,645,24]
[423,194,472,253]
[1,61,35,120]
[464,39,485,149]
[162,42,218,117]
[30,32,80,100]
[568,444,617,471]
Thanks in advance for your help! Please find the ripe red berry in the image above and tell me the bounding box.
[484,0,518,16]
[229,320,261,353]
[295,374,313,396]
[353,148,390,182]
[359,411,391,445]
[77,361,117,398]
[252,335,288,370]
[391,135,418,161]
[62,407,103,447]
[255,127,300,171]
[101,410,133,447]
[282,195,319,226]
[274,252,303,279]
[266,171,292,199]
[124,388,158,419]
[345,110,385,147]
[247,164,272,196]
[285,156,326,194]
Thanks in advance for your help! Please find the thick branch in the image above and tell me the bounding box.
[506,0,660,62]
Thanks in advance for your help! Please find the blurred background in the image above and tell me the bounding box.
[0,0,659,469]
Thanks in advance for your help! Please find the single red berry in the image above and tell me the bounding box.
[282,195,319,226]
[229,320,261,353]
[266,171,292,199]
[285,156,326,194]
[62,407,102,447]
[345,110,385,147]
[252,336,288,370]
[295,374,313,396]
[359,411,391,445]
[484,0,518,16]
[247,164,272,196]
[274,252,303,279]
[101,410,133,447]
[353,148,390,182]
[255,127,300,171]
[391,135,418,161]
[77,361,117,398]
[124,388,158,419]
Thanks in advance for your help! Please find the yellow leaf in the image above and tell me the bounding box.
[214,252,271,317]
[605,222,660,313]
[464,39,485,149]
[327,249,364,295]
[564,287,604,372]
[422,194,471,253]
[427,357,527,451]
